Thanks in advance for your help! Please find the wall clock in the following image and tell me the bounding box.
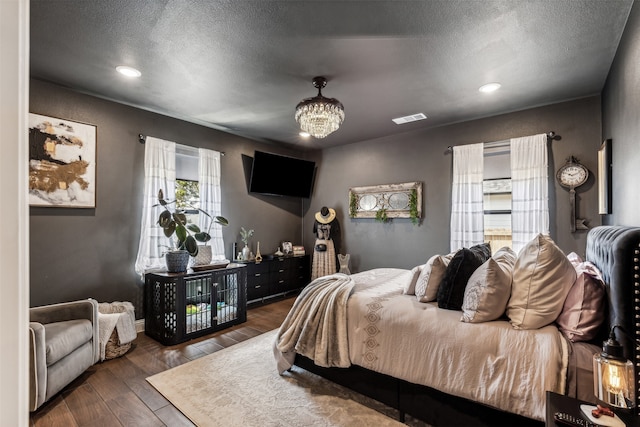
[556,156,589,232]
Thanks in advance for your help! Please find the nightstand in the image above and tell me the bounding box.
[546,391,639,427]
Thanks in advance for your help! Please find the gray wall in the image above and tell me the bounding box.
[29,79,309,314]
[33,49,633,312]
[304,97,603,273]
[602,1,640,227]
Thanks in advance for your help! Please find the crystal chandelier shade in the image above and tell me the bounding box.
[295,76,345,139]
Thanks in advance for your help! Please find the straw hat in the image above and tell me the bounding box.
[315,206,336,224]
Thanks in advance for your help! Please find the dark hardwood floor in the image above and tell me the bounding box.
[30,296,296,427]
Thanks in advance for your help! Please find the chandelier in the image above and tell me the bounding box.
[295,76,345,139]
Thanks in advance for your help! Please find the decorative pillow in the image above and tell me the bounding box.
[556,261,607,342]
[417,254,454,302]
[437,243,491,310]
[402,264,424,295]
[461,246,516,323]
[566,252,583,268]
[507,234,577,330]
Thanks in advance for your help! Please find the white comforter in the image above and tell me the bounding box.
[346,268,569,421]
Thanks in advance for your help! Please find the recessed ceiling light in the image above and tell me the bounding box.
[116,65,141,78]
[299,131,310,138]
[392,113,427,125]
[479,82,501,93]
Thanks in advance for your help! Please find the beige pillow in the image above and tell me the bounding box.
[507,234,577,330]
[402,265,424,295]
[414,255,438,300]
[461,247,516,323]
[416,254,453,302]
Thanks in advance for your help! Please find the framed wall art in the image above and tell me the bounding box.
[598,139,612,215]
[348,181,422,224]
[28,113,97,208]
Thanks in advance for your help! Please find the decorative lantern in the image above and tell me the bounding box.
[593,327,635,409]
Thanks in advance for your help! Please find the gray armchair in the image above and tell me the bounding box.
[29,298,99,411]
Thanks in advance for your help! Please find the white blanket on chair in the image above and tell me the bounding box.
[97,301,136,361]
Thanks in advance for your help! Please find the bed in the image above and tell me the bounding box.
[274,226,640,426]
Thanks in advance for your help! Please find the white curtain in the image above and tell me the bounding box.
[450,143,485,251]
[510,134,549,253]
[198,148,226,261]
[134,137,176,276]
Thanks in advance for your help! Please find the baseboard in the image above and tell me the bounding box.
[135,319,145,333]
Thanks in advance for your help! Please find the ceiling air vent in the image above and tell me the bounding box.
[392,113,427,125]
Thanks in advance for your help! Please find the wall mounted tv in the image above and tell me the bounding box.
[249,151,316,198]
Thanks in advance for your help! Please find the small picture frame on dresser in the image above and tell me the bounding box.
[282,241,292,254]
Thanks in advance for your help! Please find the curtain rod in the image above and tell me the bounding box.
[138,134,225,156]
[444,131,557,155]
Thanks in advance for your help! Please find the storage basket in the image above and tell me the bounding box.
[104,327,132,360]
[98,301,136,360]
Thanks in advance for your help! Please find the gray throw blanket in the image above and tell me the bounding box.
[274,273,355,374]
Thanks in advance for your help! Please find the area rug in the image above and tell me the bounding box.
[147,329,421,427]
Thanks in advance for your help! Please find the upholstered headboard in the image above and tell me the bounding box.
[586,225,640,411]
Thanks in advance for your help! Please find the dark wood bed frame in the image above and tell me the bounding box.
[294,226,640,426]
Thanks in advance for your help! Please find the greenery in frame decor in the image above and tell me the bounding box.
[409,188,419,225]
[349,192,358,218]
[375,207,389,223]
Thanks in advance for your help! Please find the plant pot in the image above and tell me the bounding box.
[166,250,189,273]
[192,245,212,266]
[242,245,250,261]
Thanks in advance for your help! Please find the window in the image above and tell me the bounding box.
[483,178,512,253]
[483,149,511,253]
[176,144,226,262]
[135,138,225,276]
[175,179,200,226]
[176,148,201,230]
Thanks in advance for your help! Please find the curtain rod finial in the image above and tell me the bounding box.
[138,134,146,144]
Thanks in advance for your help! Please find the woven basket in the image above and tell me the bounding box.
[105,328,132,360]
[98,301,135,360]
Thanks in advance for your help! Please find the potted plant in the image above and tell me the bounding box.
[239,227,254,260]
[156,189,228,272]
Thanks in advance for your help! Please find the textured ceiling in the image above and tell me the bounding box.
[30,1,633,150]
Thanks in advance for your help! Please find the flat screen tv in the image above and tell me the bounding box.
[249,151,316,198]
